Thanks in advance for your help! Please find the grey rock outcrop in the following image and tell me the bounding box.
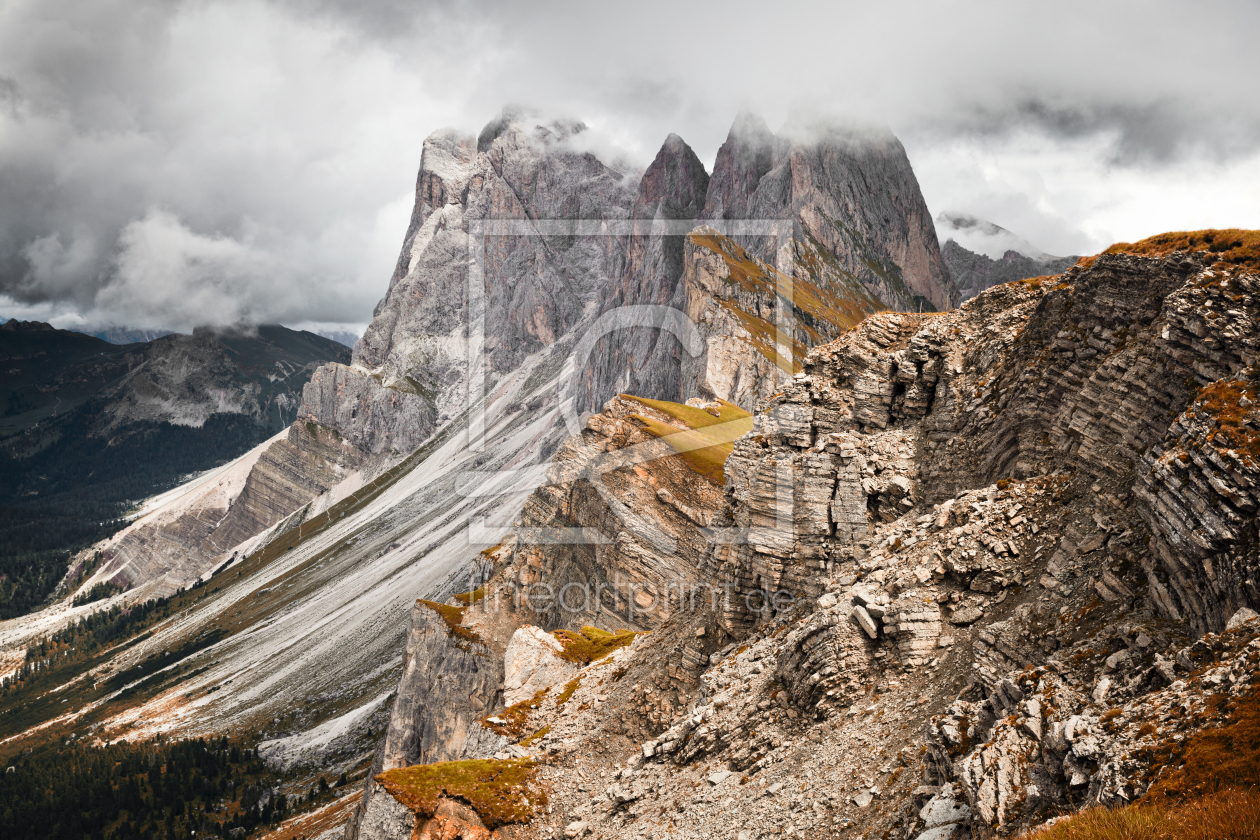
[346,599,502,840]
[304,112,637,456]
[583,134,711,407]
[493,395,729,633]
[942,238,1077,302]
[502,625,579,706]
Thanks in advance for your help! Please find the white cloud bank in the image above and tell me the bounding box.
[1,0,1258,331]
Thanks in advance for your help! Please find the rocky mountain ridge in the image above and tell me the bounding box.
[343,237,1260,840]
[33,107,950,668]
[935,214,1078,302]
[20,119,1260,840]
[0,107,967,840]
[940,241,1078,302]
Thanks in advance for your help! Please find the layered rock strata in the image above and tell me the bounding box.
[348,243,1260,840]
[490,395,730,633]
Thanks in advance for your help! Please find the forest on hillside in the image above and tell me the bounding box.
[0,735,351,840]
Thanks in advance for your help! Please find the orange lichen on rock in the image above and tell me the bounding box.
[1188,373,1260,470]
[1077,229,1260,271]
[377,757,545,830]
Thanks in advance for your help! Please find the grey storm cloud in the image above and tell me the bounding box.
[1,0,1258,331]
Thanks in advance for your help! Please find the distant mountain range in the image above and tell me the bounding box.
[936,212,1079,300]
[56,324,360,348]
[74,326,175,345]
[0,319,349,617]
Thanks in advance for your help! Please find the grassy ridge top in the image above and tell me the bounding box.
[1079,229,1260,272]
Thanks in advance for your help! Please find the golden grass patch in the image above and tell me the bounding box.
[621,394,754,485]
[453,586,487,606]
[1142,689,1260,802]
[416,599,483,646]
[552,626,639,665]
[555,675,583,706]
[1077,229,1260,272]
[1187,374,1260,471]
[1022,787,1260,840]
[481,688,549,739]
[377,757,545,829]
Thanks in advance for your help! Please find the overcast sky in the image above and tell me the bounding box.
[2,0,1258,335]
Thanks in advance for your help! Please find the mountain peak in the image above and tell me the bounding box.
[476,105,588,153]
[1,318,55,332]
[935,211,1062,262]
[635,133,709,220]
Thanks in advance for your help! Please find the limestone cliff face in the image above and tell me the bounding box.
[583,134,711,406]
[707,251,1260,638]
[347,600,504,840]
[303,115,636,456]
[703,113,957,313]
[581,113,954,414]
[490,396,729,633]
[679,226,887,408]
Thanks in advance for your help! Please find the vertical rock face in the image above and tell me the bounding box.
[679,226,886,408]
[702,111,776,223]
[582,112,955,413]
[703,114,957,313]
[302,109,952,450]
[379,602,502,768]
[303,113,637,456]
[494,395,729,633]
[583,134,711,406]
[707,251,1260,637]
[348,600,502,840]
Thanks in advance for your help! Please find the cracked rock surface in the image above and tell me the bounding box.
[348,245,1260,837]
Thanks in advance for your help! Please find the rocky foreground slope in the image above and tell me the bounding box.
[343,233,1260,840]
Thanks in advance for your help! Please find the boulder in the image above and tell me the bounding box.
[503,626,579,707]
[1226,607,1259,631]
